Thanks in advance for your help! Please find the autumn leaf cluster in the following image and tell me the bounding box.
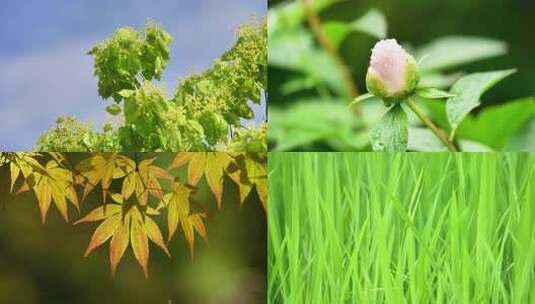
[0,152,266,278]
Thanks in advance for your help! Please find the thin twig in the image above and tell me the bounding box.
[301,0,360,100]
[406,98,458,152]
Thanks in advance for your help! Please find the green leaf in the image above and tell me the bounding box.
[458,140,493,152]
[106,104,122,116]
[268,100,367,151]
[408,127,494,152]
[506,118,535,151]
[323,22,352,50]
[418,73,463,89]
[446,69,516,134]
[416,36,507,72]
[268,26,348,96]
[352,9,387,40]
[268,27,314,70]
[455,97,535,149]
[408,127,448,152]
[118,89,135,98]
[371,104,408,151]
[416,88,456,99]
[324,9,387,49]
[268,0,341,34]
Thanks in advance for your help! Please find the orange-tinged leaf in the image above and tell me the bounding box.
[165,182,194,242]
[130,210,149,278]
[256,178,267,210]
[109,216,130,276]
[166,193,179,243]
[9,162,20,192]
[137,157,172,203]
[144,216,171,257]
[190,214,207,242]
[168,152,193,170]
[84,215,122,257]
[205,160,225,208]
[34,181,52,224]
[29,160,80,223]
[74,204,122,224]
[121,172,138,201]
[228,154,267,210]
[181,216,195,258]
[77,154,135,201]
[16,181,30,194]
[65,187,80,211]
[188,153,206,185]
[51,182,68,221]
[175,153,233,208]
[164,180,207,257]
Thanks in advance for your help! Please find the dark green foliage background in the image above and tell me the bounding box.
[268,0,535,107]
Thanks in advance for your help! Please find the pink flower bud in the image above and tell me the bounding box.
[366,39,419,102]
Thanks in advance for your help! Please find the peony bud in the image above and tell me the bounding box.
[366,39,419,103]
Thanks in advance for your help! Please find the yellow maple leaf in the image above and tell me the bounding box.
[76,153,135,202]
[169,152,233,208]
[30,160,79,223]
[76,193,170,278]
[163,180,207,257]
[228,153,267,210]
[122,157,173,206]
[4,152,44,192]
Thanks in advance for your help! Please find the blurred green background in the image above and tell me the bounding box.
[0,154,266,304]
[269,0,534,105]
[268,0,535,151]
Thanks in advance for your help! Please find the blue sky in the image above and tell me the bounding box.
[0,0,266,150]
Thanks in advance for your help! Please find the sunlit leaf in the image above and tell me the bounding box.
[76,153,135,202]
[122,157,172,206]
[446,69,516,135]
[79,203,171,278]
[31,160,79,222]
[169,153,232,208]
[164,180,207,257]
[228,154,267,210]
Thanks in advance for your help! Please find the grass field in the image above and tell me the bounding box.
[268,153,535,303]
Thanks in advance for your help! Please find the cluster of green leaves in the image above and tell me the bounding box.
[35,116,120,152]
[36,20,267,152]
[268,1,534,151]
[269,153,535,303]
[0,152,266,278]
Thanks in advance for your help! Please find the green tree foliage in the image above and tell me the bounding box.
[36,20,267,152]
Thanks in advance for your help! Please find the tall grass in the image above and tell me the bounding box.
[268,153,535,303]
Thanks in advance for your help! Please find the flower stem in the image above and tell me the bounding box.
[406,98,458,152]
[301,0,360,100]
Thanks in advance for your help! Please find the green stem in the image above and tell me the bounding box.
[406,98,458,152]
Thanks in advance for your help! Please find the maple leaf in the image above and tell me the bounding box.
[163,180,207,257]
[169,152,233,208]
[122,157,173,206]
[76,153,135,202]
[228,154,267,210]
[15,160,80,223]
[76,193,170,278]
[6,152,44,192]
